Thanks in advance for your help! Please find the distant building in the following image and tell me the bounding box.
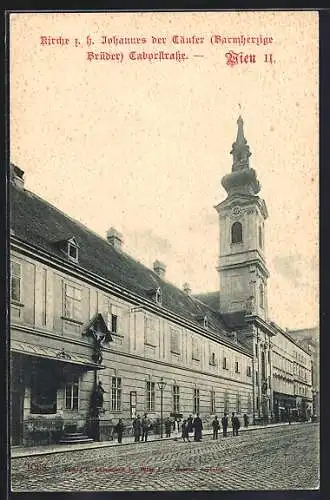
[288,327,319,417]
[9,117,315,447]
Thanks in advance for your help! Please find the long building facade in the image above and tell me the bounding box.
[9,117,314,447]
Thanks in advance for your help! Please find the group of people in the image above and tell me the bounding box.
[113,411,250,444]
[181,414,203,442]
[132,414,152,442]
[212,412,245,438]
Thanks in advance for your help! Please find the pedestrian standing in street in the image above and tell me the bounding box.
[133,415,141,442]
[115,418,124,444]
[221,413,228,437]
[165,417,172,438]
[193,414,203,442]
[243,414,249,428]
[231,412,236,436]
[212,416,220,440]
[187,415,193,439]
[231,412,240,436]
[181,420,190,442]
[141,413,151,442]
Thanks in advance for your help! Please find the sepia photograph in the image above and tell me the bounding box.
[9,10,319,492]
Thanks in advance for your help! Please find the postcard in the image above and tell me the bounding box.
[9,10,319,492]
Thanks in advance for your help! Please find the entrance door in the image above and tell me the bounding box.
[11,389,24,446]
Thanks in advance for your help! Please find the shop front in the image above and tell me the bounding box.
[273,391,296,422]
[10,340,104,447]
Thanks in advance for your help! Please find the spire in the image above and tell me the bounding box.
[230,115,251,171]
[221,115,260,196]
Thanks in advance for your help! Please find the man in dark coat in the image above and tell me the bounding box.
[114,418,124,443]
[193,414,203,441]
[164,417,172,437]
[133,415,141,442]
[221,413,228,437]
[231,412,240,436]
[187,415,193,438]
[243,414,249,427]
[212,416,220,440]
[181,420,190,442]
[141,413,151,442]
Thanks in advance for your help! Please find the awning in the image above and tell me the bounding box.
[11,340,105,370]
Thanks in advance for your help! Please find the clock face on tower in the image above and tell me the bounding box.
[231,206,242,217]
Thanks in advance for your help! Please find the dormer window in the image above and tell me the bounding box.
[57,237,79,263]
[67,238,79,262]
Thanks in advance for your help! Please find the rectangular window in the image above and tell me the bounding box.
[65,379,79,410]
[224,390,229,413]
[210,390,216,413]
[256,396,259,411]
[173,385,180,413]
[235,361,239,373]
[42,268,47,326]
[144,316,157,346]
[11,261,22,302]
[146,381,155,412]
[64,284,81,320]
[111,377,122,411]
[209,352,216,366]
[105,301,119,334]
[223,356,228,369]
[192,340,200,361]
[170,329,180,354]
[255,343,258,357]
[247,366,252,377]
[111,314,118,333]
[193,388,200,414]
[256,371,259,385]
[236,392,241,413]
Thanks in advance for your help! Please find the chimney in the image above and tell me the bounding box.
[153,260,166,279]
[106,227,123,251]
[10,163,25,189]
[183,282,192,295]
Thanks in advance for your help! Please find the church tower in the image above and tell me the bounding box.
[215,116,269,320]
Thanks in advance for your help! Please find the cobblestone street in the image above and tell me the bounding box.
[11,423,319,491]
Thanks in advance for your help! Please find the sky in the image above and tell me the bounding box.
[10,11,319,330]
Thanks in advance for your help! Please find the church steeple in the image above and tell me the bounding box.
[221,116,260,197]
[215,115,269,319]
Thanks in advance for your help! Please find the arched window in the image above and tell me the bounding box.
[259,283,264,309]
[258,225,263,249]
[231,222,243,244]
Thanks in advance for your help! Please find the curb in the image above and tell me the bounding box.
[11,421,311,459]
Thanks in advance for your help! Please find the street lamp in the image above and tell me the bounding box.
[157,377,167,438]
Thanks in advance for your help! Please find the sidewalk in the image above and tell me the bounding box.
[11,421,307,459]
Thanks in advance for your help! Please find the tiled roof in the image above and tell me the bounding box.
[193,291,220,312]
[10,181,243,349]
